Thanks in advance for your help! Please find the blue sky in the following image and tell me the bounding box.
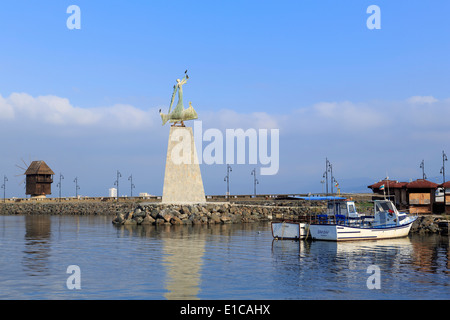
[1,1,450,197]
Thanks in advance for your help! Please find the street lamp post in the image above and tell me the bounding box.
[128,175,135,198]
[324,158,330,195]
[441,151,448,184]
[1,176,8,203]
[328,162,334,194]
[420,160,427,179]
[57,173,64,202]
[114,171,122,202]
[224,165,232,199]
[73,177,80,198]
[251,168,259,196]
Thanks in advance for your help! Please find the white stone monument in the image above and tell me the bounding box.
[160,71,206,204]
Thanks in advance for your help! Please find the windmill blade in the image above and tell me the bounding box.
[15,164,26,172]
[22,158,29,168]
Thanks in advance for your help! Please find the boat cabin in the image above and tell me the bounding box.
[326,200,359,218]
[372,200,412,227]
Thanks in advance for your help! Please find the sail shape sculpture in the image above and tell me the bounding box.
[159,70,198,126]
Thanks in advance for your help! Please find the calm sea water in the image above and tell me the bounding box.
[0,215,448,300]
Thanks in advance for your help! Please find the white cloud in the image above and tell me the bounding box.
[3,92,449,142]
[407,95,439,104]
[90,104,155,128]
[202,109,281,131]
[1,91,450,197]
[0,95,15,119]
[1,92,155,129]
[312,101,384,129]
[407,95,438,104]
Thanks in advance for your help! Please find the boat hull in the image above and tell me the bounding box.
[309,221,415,241]
[271,221,307,240]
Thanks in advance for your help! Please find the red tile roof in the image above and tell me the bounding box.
[391,181,408,188]
[369,179,438,189]
[439,181,450,188]
[406,179,439,189]
[368,179,405,189]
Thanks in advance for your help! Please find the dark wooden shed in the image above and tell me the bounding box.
[368,178,441,213]
[25,161,55,197]
[405,179,438,214]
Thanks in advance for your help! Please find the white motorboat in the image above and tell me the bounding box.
[309,199,418,241]
[271,220,308,240]
[271,196,346,240]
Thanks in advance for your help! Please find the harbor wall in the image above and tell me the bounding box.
[0,201,448,234]
[0,201,135,216]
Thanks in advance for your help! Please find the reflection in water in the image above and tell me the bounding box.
[1,216,446,299]
[271,236,449,297]
[116,224,208,300]
[22,216,52,276]
[162,228,206,300]
[410,235,450,274]
[272,236,450,275]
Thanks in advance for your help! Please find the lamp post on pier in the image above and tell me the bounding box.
[251,168,259,196]
[441,151,448,184]
[1,176,8,203]
[114,171,122,202]
[57,173,64,202]
[73,177,80,198]
[128,174,135,198]
[328,162,334,194]
[224,165,232,200]
[323,157,330,195]
[420,160,427,180]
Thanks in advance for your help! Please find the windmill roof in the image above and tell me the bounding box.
[24,161,55,175]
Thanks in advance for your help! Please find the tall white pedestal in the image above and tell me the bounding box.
[162,126,206,204]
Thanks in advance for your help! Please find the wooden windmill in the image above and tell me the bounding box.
[22,161,55,198]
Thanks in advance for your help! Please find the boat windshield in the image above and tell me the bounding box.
[327,201,350,216]
[348,203,356,214]
[375,201,395,213]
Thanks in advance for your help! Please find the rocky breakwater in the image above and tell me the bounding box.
[410,215,450,234]
[111,202,314,226]
[0,202,135,216]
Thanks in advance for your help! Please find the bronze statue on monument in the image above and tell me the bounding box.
[159,70,198,127]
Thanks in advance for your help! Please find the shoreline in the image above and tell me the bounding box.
[0,200,448,234]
